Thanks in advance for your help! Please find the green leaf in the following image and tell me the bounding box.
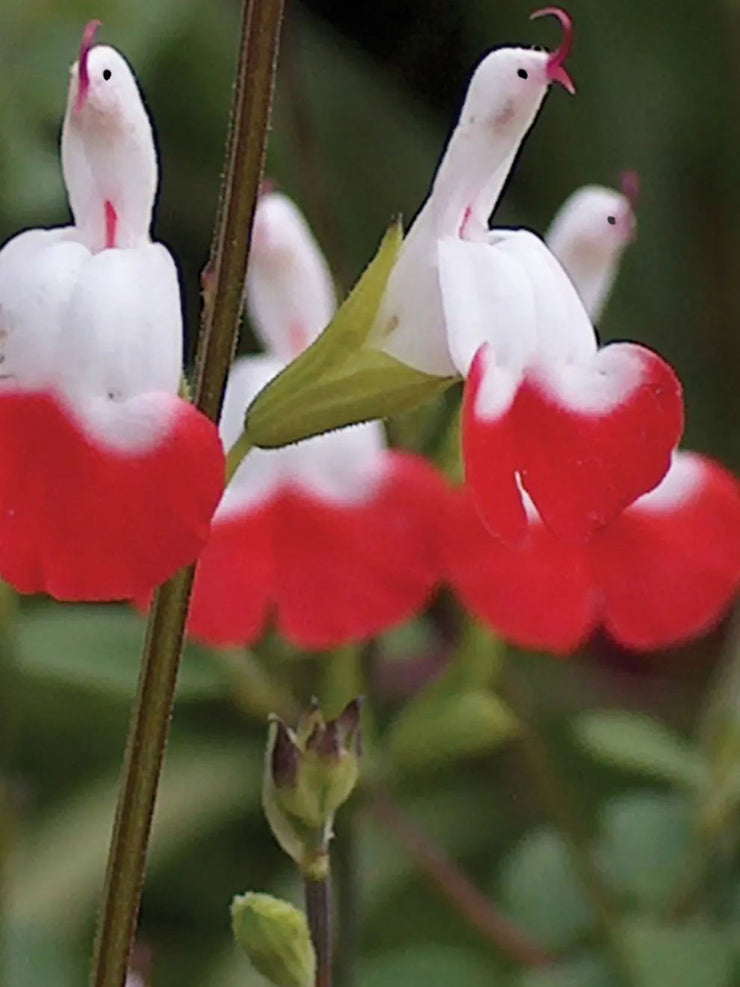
[597,792,692,911]
[359,944,500,987]
[623,919,735,987]
[7,742,260,931]
[388,685,518,774]
[573,711,703,787]
[498,827,593,949]
[519,955,614,987]
[17,604,226,701]
[245,220,455,448]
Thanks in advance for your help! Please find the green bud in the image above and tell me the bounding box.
[244,220,456,449]
[263,699,363,875]
[231,892,316,987]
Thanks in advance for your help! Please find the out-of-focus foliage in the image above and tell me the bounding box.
[0,1,738,985]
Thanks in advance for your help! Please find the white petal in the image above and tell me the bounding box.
[488,230,597,364]
[219,354,387,518]
[281,420,387,504]
[0,227,89,388]
[62,45,157,251]
[58,243,183,401]
[246,193,336,361]
[218,354,289,515]
[545,185,633,322]
[629,451,705,515]
[437,236,538,377]
[373,203,458,377]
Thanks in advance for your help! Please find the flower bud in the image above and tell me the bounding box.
[231,892,316,987]
[263,699,363,876]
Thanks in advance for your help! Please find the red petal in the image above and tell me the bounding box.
[274,452,448,649]
[462,344,528,544]
[444,486,596,654]
[186,501,274,647]
[515,342,684,542]
[594,454,740,650]
[0,390,224,600]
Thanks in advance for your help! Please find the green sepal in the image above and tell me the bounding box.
[244,219,457,448]
[231,892,316,987]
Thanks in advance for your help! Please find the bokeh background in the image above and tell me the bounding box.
[0,1,737,985]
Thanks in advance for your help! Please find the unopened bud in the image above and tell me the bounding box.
[263,699,363,875]
[231,892,316,987]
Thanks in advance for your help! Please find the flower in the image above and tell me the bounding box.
[446,451,739,653]
[245,11,682,546]
[545,171,639,322]
[0,22,224,600]
[445,181,739,653]
[183,192,447,649]
[370,11,682,546]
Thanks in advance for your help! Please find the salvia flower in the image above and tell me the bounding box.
[0,23,224,600]
[246,10,683,547]
[184,192,447,649]
[446,182,739,653]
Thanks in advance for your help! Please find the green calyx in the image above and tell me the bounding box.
[231,892,316,987]
[262,699,362,875]
[244,219,457,448]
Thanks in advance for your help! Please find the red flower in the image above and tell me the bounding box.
[370,13,682,546]
[169,192,448,648]
[0,23,224,600]
[445,452,740,653]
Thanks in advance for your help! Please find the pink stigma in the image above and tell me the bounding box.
[75,19,102,114]
[620,170,640,211]
[530,7,576,94]
[104,200,118,249]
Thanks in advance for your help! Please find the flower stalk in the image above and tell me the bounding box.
[305,872,334,987]
[88,0,285,982]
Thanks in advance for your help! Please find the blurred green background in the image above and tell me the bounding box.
[0,1,738,985]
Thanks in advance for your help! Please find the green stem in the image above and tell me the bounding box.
[0,581,19,985]
[88,0,285,982]
[332,813,359,987]
[503,665,638,987]
[305,872,334,987]
[225,431,254,484]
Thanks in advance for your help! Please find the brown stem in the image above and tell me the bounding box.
[366,788,553,968]
[88,0,285,983]
[305,872,334,987]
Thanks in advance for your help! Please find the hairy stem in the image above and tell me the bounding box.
[88,0,284,983]
[366,788,553,967]
[305,872,334,987]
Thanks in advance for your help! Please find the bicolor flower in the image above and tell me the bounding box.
[0,23,224,600]
[245,10,683,547]
[446,183,739,653]
[182,192,447,650]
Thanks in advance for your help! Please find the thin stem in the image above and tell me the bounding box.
[88,0,285,982]
[332,813,359,987]
[366,789,553,968]
[305,873,334,987]
[225,431,254,484]
[503,666,639,987]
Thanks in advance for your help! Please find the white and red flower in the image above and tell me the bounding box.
[182,192,448,649]
[446,180,739,653]
[372,10,683,545]
[0,22,224,600]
